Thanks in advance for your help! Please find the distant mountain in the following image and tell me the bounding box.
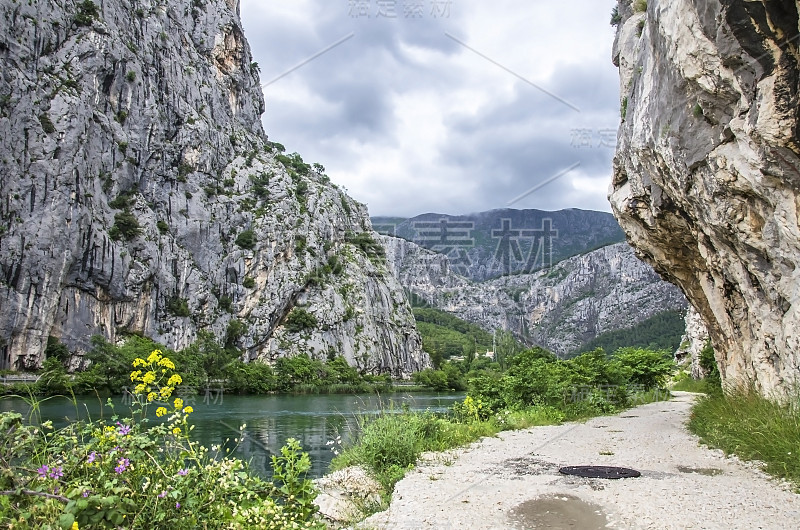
[372,209,625,282]
[379,236,687,357]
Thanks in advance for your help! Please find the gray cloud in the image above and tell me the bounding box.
[241,0,620,217]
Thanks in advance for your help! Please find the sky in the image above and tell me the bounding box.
[239,0,621,217]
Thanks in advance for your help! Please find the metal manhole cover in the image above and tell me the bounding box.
[559,466,641,479]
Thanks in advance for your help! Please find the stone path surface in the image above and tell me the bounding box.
[360,392,800,529]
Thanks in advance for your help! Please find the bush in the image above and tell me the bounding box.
[157,220,169,234]
[235,229,256,250]
[224,319,247,349]
[74,0,99,26]
[109,210,141,240]
[284,308,317,333]
[242,276,255,289]
[166,297,191,317]
[613,347,674,388]
[39,113,56,134]
[0,352,324,529]
[633,0,647,13]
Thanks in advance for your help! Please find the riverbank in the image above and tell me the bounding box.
[360,392,800,529]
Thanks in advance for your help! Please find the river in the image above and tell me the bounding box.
[0,391,463,478]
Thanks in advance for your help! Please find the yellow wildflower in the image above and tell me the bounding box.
[132,358,146,367]
[160,386,174,399]
[134,384,146,394]
[147,392,157,402]
[156,407,167,417]
[130,370,142,382]
[183,406,193,414]
[71,522,79,530]
[173,398,183,410]
[159,357,176,370]
[147,349,163,364]
[172,427,181,436]
[142,371,156,384]
[167,374,182,386]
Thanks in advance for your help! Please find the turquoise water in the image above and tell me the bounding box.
[0,392,463,478]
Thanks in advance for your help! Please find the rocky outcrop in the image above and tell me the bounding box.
[674,307,711,379]
[382,236,687,356]
[610,0,800,394]
[0,0,427,376]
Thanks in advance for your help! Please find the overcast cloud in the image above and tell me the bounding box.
[240,0,620,217]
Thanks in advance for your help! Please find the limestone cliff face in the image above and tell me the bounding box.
[610,0,800,394]
[382,236,687,357]
[674,307,710,379]
[0,0,427,375]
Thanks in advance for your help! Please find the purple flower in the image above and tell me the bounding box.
[177,468,188,476]
[82,490,91,498]
[48,466,64,479]
[114,457,130,474]
[87,451,97,464]
[157,490,167,498]
[176,502,181,509]
[116,422,131,436]
[36,465,49,479]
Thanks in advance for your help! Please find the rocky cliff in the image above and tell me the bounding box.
[382,236,687,356]
[674,307,710,379]
[0,0,427,375]
[611,0,800,394]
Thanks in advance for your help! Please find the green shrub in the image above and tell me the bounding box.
[39,113,56,134]
[218,295,233,313]
[612,347,674,388]
[75,0,99,26]
[242,276,255,289]
[699,340,721,392]
[166,297,191,317]
[224,319,247,349]
[693,102,704,118]
[633,0,647,12]
[284,308,317,333]
[126,71,136,82]
[235,229,256,250]
[157,220,169,234]
[109,210,141,240]
[610,5,621,26]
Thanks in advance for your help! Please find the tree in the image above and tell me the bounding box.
[613,347,675,388]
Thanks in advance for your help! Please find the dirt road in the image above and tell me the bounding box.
[361,392,800,529]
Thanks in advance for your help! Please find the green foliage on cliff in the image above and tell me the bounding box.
[235,229,256,250]
[412,308,494,366]
[575,310,685,356]
[284,308,318,333]
[109,210,141,241]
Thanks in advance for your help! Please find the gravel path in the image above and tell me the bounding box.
[360,392,800,529]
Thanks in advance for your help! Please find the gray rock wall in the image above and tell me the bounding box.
[382,236,686,356]
[610,0,800,394]
[0,0,427,376]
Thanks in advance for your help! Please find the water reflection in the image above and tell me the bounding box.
[1,392,463,478]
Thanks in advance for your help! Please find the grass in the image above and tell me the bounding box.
[331,389,671,496]
[688,389,800,489]
[672,377,713,393]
